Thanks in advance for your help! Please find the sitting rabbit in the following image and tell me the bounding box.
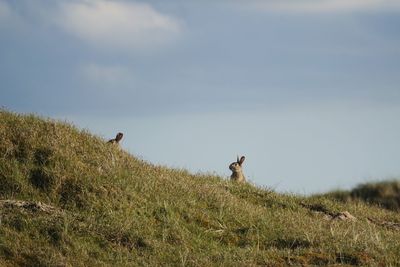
[108,132,123,144]
[229,156,246,183]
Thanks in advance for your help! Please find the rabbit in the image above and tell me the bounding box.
[108,132,123,144]
[229,156,246,183]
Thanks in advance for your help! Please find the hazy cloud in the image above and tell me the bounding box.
[0,0,21,26]
[0,0,11,19]
[80,63,136,90]
[246,0,400,13]
[57,0,183,50]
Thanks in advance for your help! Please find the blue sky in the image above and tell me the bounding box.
[1,0,400,193]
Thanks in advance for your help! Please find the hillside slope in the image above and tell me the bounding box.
[1,110,400,266]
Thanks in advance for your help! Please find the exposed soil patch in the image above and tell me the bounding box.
[0,200,59,214]
[301,203,356,221]
[367,217,400,231]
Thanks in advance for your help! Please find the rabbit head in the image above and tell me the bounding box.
[115,132,123,143]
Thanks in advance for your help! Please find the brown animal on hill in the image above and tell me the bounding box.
[108,132,123,144]
[229,156,246,183]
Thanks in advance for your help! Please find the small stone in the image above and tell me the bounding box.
[333,211,356,221]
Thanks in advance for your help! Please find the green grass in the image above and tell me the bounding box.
[1,109,400,266]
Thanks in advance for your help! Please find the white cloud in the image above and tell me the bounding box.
[80,63,135,89]
[247,0,400,13]
[57,0,182,50]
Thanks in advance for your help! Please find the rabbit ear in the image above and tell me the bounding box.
[239,156,245,166]
[237,155,240,163]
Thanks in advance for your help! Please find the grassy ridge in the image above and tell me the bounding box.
[1,110,400,266]
[322,180,400,212]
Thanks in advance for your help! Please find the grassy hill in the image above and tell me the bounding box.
[1,110,400,266]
